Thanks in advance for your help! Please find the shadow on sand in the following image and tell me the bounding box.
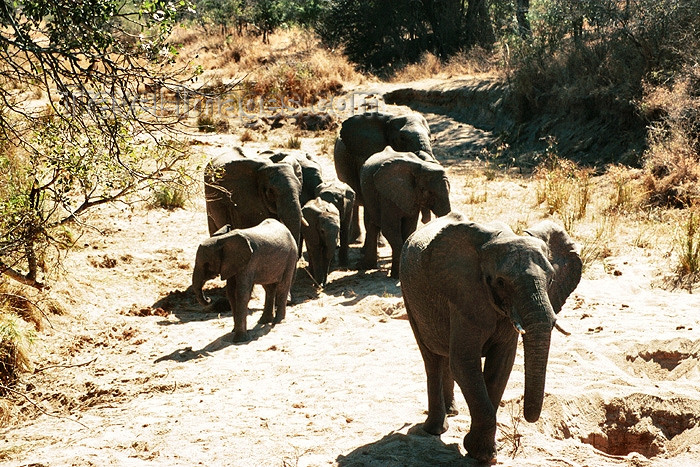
[337,424,476,467]
[153,320,276,363]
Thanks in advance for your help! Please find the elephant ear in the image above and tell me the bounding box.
[373,157,417,214]
[257,164,282,215]
[525,221,582,314]
[220,234,253,280]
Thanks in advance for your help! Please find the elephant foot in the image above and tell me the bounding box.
[232,330,251,343]
[423,415,449,435]
[258,313,274,324]
[464,430,497,465]
[272,312,285,324]
[446,402,459,417]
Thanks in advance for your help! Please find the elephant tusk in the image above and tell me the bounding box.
[553,321,571,336]
[513,321,526,335]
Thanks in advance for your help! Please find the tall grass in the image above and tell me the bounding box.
[534,154,592,232]
[0,312,34,391]
[673,209,700,291]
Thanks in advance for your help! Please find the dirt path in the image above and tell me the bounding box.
[2,79,700,467]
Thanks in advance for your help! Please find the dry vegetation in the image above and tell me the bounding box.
[168,26,365,106]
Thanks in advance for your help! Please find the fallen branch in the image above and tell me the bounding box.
[0,292,54,329]
[34,357,98,374]
[0,383,88,429]
[0,262,46,291]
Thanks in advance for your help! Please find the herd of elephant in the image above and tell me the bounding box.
[190,111,583,464]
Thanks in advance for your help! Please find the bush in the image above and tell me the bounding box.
[153,186,188,210]
[505,0,700,166]
[0,312,34,391]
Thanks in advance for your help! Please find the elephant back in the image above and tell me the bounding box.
[339,113,393,162]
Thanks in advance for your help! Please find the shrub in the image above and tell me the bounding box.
[285,136,301,149]
[197,114,216,132]
[153,186,188,210]
[0,312,34,392]
[673,209,700,290]
[534,149,592,232]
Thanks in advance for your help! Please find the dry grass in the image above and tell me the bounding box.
[672,209,700,291]
[534,157,592,232]
[390,48,499,82]
[637,71,700,208]
[168,26,364,107]
[0,311,35,391]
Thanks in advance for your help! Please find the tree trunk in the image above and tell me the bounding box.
[516,0,531,38]
[464,0,495,48]
[422,0,463,57]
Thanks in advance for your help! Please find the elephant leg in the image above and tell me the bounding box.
[443,364,458,416]
[483,339,518,412]
[259,283,276,324]
[383,216,406,278]
[349,204,362,243]
[231,277,252,343]
[419,346,451,435]
[401,215,419,242]
[359,210,380,270]
[451,352,498,464]
[338,214,351,267]
[273,281,288,324]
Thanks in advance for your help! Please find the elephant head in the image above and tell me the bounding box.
[301,199,340,286]
[267,150,324,206]
[256,162,303,245]
[192,230,253,306]
[385,114,433,157]
[372,151,451,218]
[475,221,582,422]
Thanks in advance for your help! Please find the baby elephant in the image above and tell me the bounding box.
[192,219,298,343]
[301,198,340,286]
[315,180,355,267]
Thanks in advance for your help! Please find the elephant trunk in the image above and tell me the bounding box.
[522,322,552,422]
[518,280,555,423]
[279,198,303,251]
[192,266,211,307]
[308,246,327,286]
[432,178,452,217]
[418,133,433,157]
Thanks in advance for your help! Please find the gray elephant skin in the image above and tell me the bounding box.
[360,147,451,278]
[400,212,582,463]
[315,180,355,267]
[267,150,324,206]
[204,148,303,247]
[192,219,298,343]
[333,112,433,238]
[301,198,340,286]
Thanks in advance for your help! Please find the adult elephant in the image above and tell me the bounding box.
[400,212,582,463]
[204,147,303,247]
[334,112,433,239]
[360,147,450,278]
[265,150,324,206]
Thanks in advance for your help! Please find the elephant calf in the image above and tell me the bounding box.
[192,219,298,343]
[315,180,355,267]
[400,212,582,463]
[301,198,340,286]
[359,146,451,278]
